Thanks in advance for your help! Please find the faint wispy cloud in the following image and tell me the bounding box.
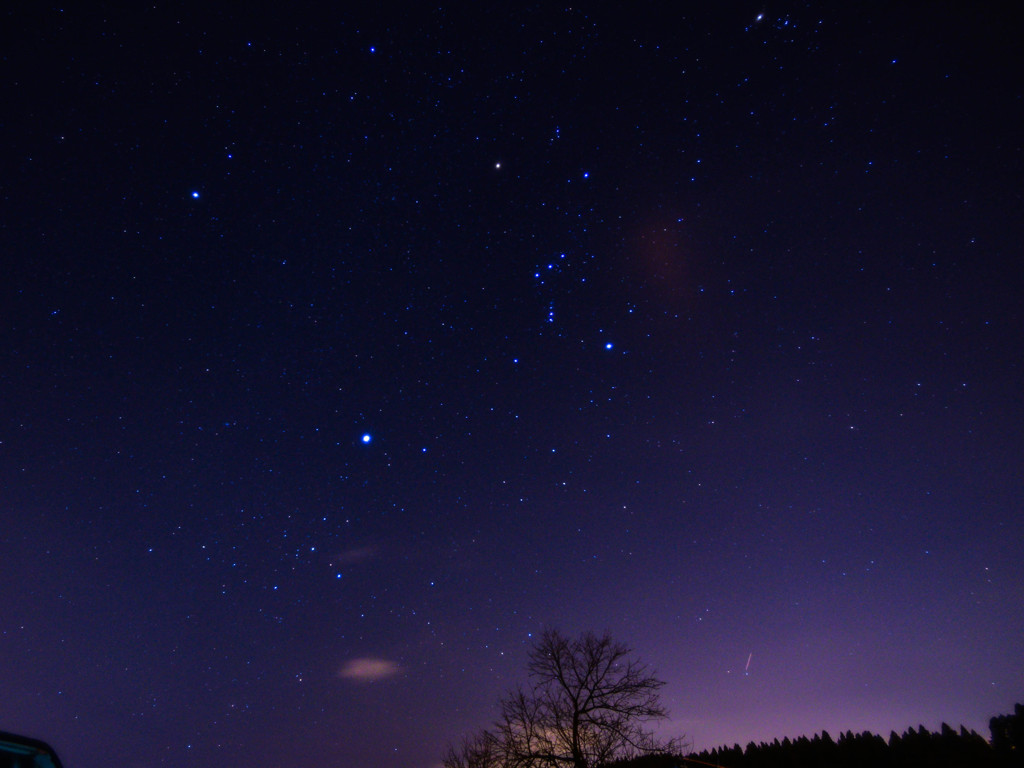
[333,546,377,565]
[338,657,402,683]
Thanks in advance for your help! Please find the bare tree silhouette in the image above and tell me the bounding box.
[444,629,683,768]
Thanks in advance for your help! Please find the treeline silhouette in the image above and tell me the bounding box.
[608,703,1024,768]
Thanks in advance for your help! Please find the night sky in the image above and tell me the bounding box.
[2,4,1022,767]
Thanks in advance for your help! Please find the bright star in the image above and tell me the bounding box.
[361,434,372,443]
[191,191,200,199]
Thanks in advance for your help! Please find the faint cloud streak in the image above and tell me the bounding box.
[334,546,377,565]
[338,657,402,683]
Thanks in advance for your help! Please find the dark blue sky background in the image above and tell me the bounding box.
[2,4,1022,767]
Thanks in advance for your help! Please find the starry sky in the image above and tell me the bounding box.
[2,4,1022,767]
